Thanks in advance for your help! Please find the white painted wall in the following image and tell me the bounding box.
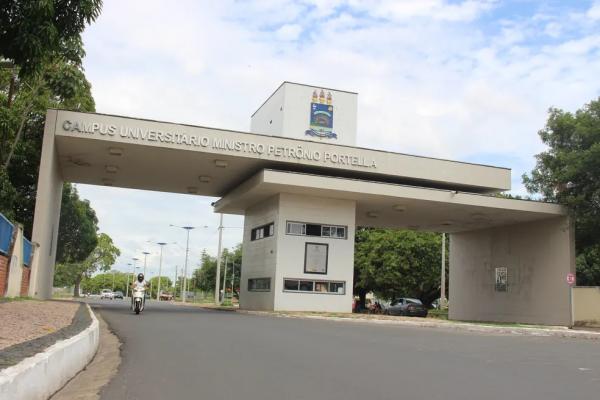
[6,224,24,297]
[250,84,285,137]
[274,193,356,312]
[239,195,279,310]
[251,82,358,146]
[449,216,575,326]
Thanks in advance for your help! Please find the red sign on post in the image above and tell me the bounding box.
[567,273,576,285]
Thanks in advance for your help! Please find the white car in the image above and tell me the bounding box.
[100,289,114,299]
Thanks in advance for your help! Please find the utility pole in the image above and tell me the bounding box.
[215,213,224,305]
[174,266,178,299]
[127,258,138,298]
[441,233,446,307]
[112,270,116,291]
[156,242,167,300]
[170,225,197,303]
[231,262,235,304]
[222,255,228,304]
[182,227,193,302]
[142,251,150,277]
[126,263,132,297]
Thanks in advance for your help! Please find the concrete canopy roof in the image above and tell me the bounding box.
[52,110,511,197]
[214,170,566,233]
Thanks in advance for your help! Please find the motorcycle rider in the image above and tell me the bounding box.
[130,273,149,309]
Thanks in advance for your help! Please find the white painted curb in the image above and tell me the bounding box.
[0,304,100,400]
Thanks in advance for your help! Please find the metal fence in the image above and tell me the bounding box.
[0,213,14,255]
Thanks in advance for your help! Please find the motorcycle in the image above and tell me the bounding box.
[132,287,145,314]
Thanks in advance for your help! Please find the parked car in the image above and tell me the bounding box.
[113,291,124,299]
[100,289,114,300]
[159,291,174,301]
[385,298,428,317]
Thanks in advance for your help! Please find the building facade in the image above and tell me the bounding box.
[29,82,575,325]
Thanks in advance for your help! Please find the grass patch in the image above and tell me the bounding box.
[0,296,34,303]
[427,309,448,320]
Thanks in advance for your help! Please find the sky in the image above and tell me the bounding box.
[76,0,600,281]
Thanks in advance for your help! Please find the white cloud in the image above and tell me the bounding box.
[588,1,600,20]
[275,24,303,41]
[77,0,600,275]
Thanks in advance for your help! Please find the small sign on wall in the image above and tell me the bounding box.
[304,242,328,274]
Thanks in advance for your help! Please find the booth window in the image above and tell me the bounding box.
[248,278,271,292]
[251,222,274,241]
[283,279,345,295]
[286,221,347,239]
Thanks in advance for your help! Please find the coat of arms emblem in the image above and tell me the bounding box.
[305,89,337,139]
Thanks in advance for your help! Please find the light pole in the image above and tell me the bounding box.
[441,233,447,308]
[156,242,167,300]
[127,258,139,298]
[126,263,132,297]
[142,251,150,277]
[112,269,116,291]
[170,225,197,303]
[222,255,228,303]
[215,214,224,304]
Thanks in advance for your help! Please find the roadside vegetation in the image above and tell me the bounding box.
[523,98,600,286]
[0,1,120,297]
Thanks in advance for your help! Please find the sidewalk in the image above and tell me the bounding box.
[233,308,600,340]
[0,300,79,352]
[0,300,89,369]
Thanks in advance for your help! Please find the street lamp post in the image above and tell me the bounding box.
[142,251,150,277]
[127,258,139,298]
[170,225,196,303]
[441,233,447,308]
[126,263,132,297]
[215,214,224,305]
[156,242,167,300]
[222,255,228,303]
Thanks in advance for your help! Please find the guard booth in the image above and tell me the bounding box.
[30,82,575,325]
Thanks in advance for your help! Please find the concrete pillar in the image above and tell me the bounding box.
[27,242,41,297]
[6,224,24,297]
[30,110,63,299]
[449,216,575,326]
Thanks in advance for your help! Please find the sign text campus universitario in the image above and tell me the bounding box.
[60,119,377,169]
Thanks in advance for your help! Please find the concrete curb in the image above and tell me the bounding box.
[0,304,100,400]
[236,310,600,340]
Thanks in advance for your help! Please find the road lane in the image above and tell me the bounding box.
[90,299,600,400]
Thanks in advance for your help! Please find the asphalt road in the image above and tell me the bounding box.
[89,299,600,400]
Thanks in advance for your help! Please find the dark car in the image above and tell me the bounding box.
[113,291,124,299]
[385,298,428,317]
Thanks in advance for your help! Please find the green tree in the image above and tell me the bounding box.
[193,245,242,297]
[523,98,600,285]
[56,183,98,264]
[0,1,100,236]
[54,232,120,296]
[354,228,445,307]
[81,271,133,295]
[0,0,103,76]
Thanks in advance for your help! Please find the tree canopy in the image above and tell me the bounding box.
[193,245,242,297]
[523,98,600,285]
[1,0,99,237]
[0,0,102,76]
[56,183,98,264]
[354,228,446,307]
[54,232,121,296]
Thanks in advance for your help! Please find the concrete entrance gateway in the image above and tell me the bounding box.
[31,82,575,325]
